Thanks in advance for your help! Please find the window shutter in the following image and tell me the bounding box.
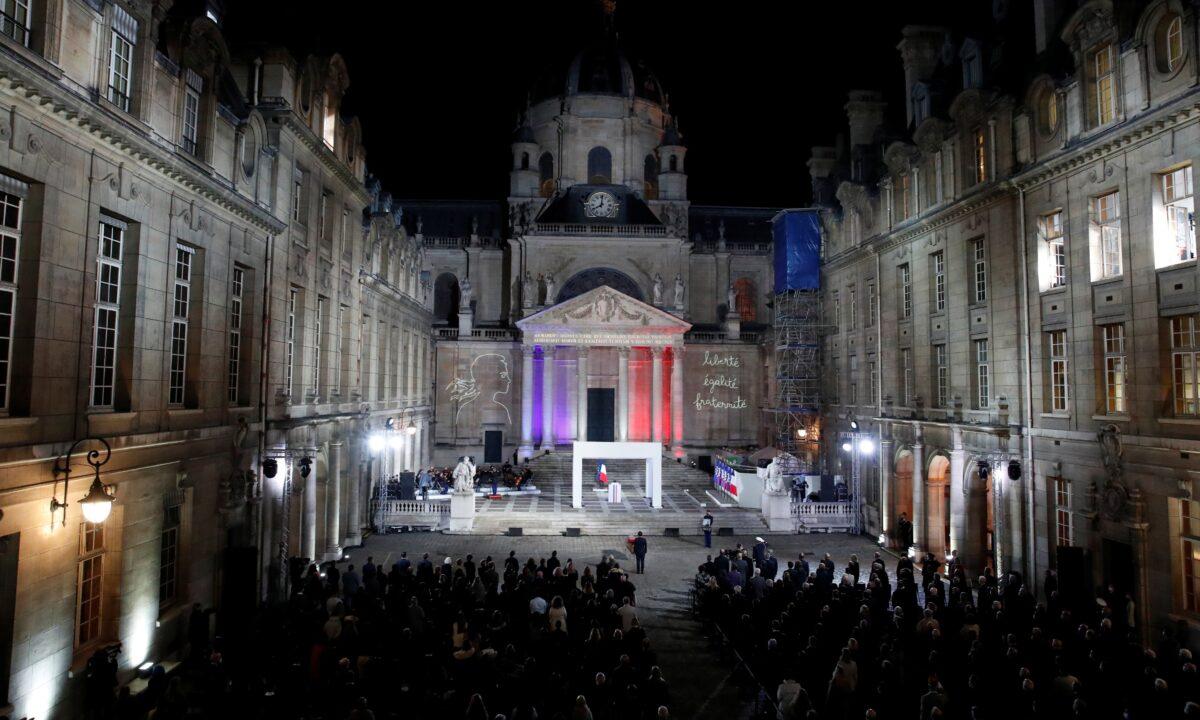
[112,4,139,43]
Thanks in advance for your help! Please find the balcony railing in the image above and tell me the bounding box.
[684,331,760,344]
[531,223,668,238]
[693,240,772,255]
[436,327,518,341]
[791,501,855,533]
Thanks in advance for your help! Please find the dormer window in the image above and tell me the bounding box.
[1154,13,1187,74]
[1092,43,1116,126]
[322,99,336,150]
[973,128,987,185]
[0,0,30,46]
[1037,85,1059,137]
[912,83,930,126]
[106,5,139,113]
[961,39,982,89]
[181,69,202,156]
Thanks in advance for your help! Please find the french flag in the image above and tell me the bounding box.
[597,462,608,485]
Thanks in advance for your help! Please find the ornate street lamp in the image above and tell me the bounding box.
[51,437,116,526]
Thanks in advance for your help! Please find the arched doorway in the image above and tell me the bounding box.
[894,450,914,547]
[587,146,612,184]
[927,455,951,558]
[556,268,644,304]
[433,273,460,326]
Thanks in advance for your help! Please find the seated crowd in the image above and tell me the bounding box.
[695,547,1196,719]
[383,463,535,499]
[111,548,670,720]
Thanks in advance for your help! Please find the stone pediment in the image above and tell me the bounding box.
[517,285,691,347]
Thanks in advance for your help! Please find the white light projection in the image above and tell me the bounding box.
[446,353,512,423]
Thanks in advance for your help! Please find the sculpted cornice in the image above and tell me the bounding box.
[0,52,286,235]
[1013,98,1200,190]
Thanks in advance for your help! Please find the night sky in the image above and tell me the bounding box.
[225,1,991,208]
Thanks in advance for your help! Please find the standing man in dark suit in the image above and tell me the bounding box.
[633,531,648,574]
[701,508,714,548]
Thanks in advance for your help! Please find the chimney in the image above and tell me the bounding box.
[897,26,947,126]
[807,146,838,207]
[845,91,887,183]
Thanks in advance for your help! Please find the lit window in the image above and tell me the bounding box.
[1162,166,1196,264]
[934,344,948,407]
[1040,210,1067,289]
[1091,191,1122,279]
[1049,329,1069,412]
[228,266,244,404]
[91,219,125,408]
[974,339,989,409]
[932,251,945,311]
[974,128,987,185]
[322,100,336,150]
[901,348,913,406]
[168,244,193,406]
[1102,323,1126,414]
[0,0,30,46]
[1172,314,1199,416]
[1039,87,1059,136]
[899,263,912,318]
[182,70,202,155]
[1167,16,1184,72]
[159,505,180,605]
[972,238,987,303]
[1055,477,1072,548]
[77,522,105,647]
[285,288,297,397]
[1094,44,1116,126]
[0,189,21,412]
[106,6,138,113]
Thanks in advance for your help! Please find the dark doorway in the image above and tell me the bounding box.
[484,430,503,463]
[219,546,257,641]
[1103,539,1136,597]
[587,388,615,441]
[0,532,17,706]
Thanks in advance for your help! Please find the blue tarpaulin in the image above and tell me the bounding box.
[771,209,821,292]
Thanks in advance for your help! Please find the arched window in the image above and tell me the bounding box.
[668,154,678,172]
[538,152,554,197]
[643,154,658,199]
[587,146,612,184]
[733,277,757,321]
[1154,13,1186,73]
[433,273,460,326]
[521,151,530,170]
[1037,85,1059,136]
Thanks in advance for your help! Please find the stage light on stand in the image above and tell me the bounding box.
[368,434,385,454]
[841,441,852,452]
[797,428,808,439]
[858,438,875,455]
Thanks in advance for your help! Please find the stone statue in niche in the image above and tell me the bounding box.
[460,276,473,308]
[726,284,738,315]
[416,215,423,234]
[652,273,663,305]
[522,272,535,309]
[674,274,686,311]
[544,272,556,305]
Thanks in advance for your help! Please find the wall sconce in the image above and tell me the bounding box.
[51,437,116,526]
[405,417,417,436]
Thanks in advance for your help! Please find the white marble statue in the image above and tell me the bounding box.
[764,457,786,495]
[726,284,738,315]
[544,272,556,304]
[452,456,476,493]
[460,276,473,307]
[652,273,664,305]
[674,274,685,311]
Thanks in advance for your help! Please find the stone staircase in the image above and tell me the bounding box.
[467,451,772,536]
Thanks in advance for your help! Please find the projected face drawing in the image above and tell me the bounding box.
[446,353,512,423]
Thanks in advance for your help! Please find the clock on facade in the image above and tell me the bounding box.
[582,190,619,218]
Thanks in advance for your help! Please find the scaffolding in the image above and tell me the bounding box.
[769,289,823,472]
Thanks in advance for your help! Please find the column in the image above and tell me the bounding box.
[519,345,534,458]
[617,347,630,441]
[912,434,926,552]
[879,436,894,544]
[301,452,318,562]
[540,346,556,450]
[651,347,664,444]
[948,426,967,564]
[670,345,684,456]
[259,466,277,599]
[345,460,363,546]
[325,442,342,560]
[577,348,589,442]
[403,428,414,472]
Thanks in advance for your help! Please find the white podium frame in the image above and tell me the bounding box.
[571,441,662,509]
